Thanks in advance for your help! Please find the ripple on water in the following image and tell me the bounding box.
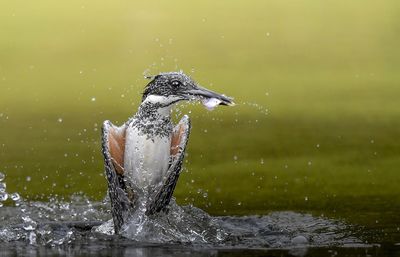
[0,173,364,251]
[0,195,363,250]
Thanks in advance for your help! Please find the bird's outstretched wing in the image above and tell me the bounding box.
[146,115,191,215]
[101,120,135,233]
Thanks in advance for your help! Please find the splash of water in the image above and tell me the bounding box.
[0,172,364,249]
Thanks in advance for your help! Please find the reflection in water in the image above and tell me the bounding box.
[1,242,396,257]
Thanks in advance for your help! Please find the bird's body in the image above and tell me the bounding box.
[124,101,173,190]
[124,123,171,189]
[101,72,233,234]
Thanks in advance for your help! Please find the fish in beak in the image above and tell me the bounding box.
[186,86,235,110]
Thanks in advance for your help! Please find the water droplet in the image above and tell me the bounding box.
[260,158,264,164]
[28,231,36,245]
[22,216,37,231]
[60,203,70,210]
[308,161,312,166]
[0,182,6,192]
[237,202,242,206]
[10,192,20,201]
[91,97,96,102]
[0,192,8,201]
[203,192,208,198]
[233,155,238,161]
[305,196,308,201]
[58,118,63,123]
[26,176,31,182]
[291,235,308,245]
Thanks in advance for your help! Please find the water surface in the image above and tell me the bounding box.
[0,195,374,257]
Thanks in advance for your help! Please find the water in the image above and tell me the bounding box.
[0,171,398,257]
[0,191,384,257]
[0,201,368,254]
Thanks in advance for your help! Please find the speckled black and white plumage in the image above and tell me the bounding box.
[130,102,173,140]
[142,72,198,101]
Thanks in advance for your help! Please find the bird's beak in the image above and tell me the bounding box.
[186,86,235,106]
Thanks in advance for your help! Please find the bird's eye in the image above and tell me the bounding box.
[171,80,181,87]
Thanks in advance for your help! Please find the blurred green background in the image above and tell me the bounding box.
[1,0,399,241]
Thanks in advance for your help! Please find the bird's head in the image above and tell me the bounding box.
[142,71,234,109]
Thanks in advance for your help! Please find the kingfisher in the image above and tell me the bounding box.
[101,71,234,233]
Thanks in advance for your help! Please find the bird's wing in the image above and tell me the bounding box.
[146,115,191,215]
[101,120,135,233]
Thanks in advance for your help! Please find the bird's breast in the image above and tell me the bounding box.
[124,122,171,191]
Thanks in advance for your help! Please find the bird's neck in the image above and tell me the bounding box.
[135,95,184,121]
[131,101,173,138]
[136,101,172,121]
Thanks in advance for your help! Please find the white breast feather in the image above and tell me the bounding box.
[124,124,171,190]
